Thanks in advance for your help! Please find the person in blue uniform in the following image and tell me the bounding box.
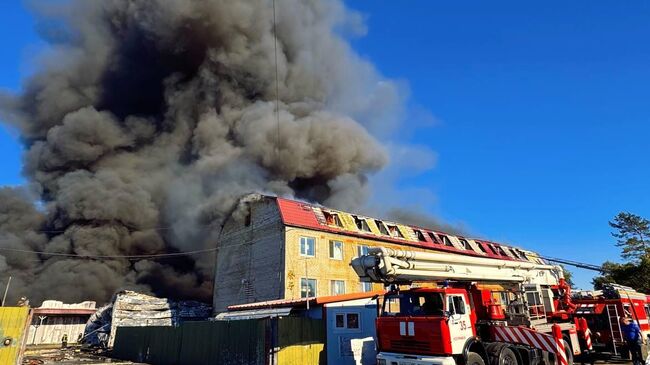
[621,317,644,365]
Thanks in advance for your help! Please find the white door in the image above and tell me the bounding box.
[447,294,473,354]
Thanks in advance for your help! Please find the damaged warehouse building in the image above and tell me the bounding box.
[213,194,545,313]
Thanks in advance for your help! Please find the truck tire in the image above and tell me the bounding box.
[498,347,519,365]
[468,351,486,365]
[562,339,574,365]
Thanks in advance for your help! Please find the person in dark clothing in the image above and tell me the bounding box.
[621,317,644,365]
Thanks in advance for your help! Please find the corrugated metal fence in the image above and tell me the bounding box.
[113,317,325,365]
[0,307,31,365]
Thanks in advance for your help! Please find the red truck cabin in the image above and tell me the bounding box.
[377,288,476,356]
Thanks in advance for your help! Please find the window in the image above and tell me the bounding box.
[414,230,426,242]
[360,282,373,292]
[387,224,403,238]
[447,295,466,315]
[475,242,487,253]
[624,304,632,317]
[515,249,528,260]
[382,292,445,316]
[357,245,370,257]
[375,220,389,235]
[323,211,343,227]
[334,312,361,329]
[459,239,470,250]
[244,207,251,227]
[488,244,499,255]
[440,234,453,247]
[352,215,371,232]
[300,237,315,257]
[644,305,650,319]
[329,241,343,260]
[335,314,345,328]
[347,313,360,329]
[331,280,346,295]
[300,278,317,298]
[428,232,440,244]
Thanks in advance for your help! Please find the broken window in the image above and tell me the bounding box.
[459,239,471,250]
[244,206,251,227]
[324,211,343,228]
[375,220,390,235]
[515,249,528,260]
[414,230,426,242]
[428,232,441,244]
[475,242,487,253]
[487,244,499,255]
[387,224,404,238]
[352,215,371,232]
[439,234,453,247]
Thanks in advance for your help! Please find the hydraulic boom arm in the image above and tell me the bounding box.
[351,247,564,286]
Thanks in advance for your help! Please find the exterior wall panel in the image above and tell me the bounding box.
[214,197,286,313]
[284,227,435,300]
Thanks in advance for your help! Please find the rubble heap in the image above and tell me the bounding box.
[83,291,211,348]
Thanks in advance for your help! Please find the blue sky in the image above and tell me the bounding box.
[1,1,649,288]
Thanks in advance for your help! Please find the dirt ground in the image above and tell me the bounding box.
[21,346,635,365]
[21,346,145,365]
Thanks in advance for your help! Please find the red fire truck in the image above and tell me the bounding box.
[572,284,650,357]
[351,247,591,365]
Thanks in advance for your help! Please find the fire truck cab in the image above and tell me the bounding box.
[377,288,474,364]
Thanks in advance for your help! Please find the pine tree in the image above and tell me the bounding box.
[609,212,650,262]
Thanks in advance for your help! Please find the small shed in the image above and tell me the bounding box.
[221,291,383,365]
[27,300,96,346]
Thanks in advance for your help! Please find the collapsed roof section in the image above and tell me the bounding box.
[269,195,545,265]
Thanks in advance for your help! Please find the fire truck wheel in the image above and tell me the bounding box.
[467,351,486,365]
[562,339,574,365]
[498,347,519,365]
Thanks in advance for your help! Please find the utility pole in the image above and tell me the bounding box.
[305,259,309,310]
[2,276,12,307]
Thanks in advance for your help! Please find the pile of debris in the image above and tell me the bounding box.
[83,291,211,348]
[22,346,139,364]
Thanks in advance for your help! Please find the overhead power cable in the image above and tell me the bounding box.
[17,221,221,234]
[0,246,218,260]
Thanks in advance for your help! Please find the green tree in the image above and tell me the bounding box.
[592,258,650,293]
[593,212,650,292]
[561,265,574,287]
[609,212,650,262]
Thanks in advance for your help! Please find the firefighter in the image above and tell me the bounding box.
[621,317,644,365]
[61,334,68,349]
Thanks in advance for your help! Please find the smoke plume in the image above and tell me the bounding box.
[0,0,402,304]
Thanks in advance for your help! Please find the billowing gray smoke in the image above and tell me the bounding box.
[0,0,402,304]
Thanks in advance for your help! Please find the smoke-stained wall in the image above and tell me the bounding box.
[0,0,403,304]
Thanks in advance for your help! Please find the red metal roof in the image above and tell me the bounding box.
[227,290,384,311]
[275,197,531,263]
[32,308,96,315]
